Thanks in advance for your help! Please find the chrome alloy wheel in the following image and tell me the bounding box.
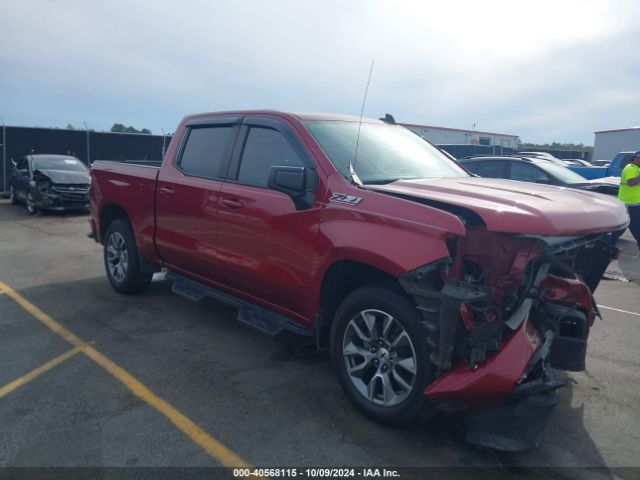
[26,192,35,214]
[342,309,417,407]
[106,231,128,282]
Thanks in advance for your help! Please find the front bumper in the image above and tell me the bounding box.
[465,388,560,451]
[33,191,89,211]
[424,317,566,451]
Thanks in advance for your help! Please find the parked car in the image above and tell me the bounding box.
[459,156,619,195]
[516,151,567,165]
[562,159,591,167]
[89,111,626,451]
[9,154,91,214]
[564,151,634,180]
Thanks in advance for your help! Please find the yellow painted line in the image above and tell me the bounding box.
[0,346,82,399]
[0,280,253,470]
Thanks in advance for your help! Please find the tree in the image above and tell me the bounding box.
[110,123,152,134]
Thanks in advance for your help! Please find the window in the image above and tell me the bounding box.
[304,121,467,183]
[510,162,550,183]
[621,154,633,169]
[237,127,304,188]
[474,160,506,178]
[179,126,233,178]
[479,137,491,146]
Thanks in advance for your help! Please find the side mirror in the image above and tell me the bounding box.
[268,166,307,197]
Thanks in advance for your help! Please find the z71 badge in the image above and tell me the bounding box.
[329,193,363,205]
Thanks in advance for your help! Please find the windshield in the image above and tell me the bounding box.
[33,157,88,172]
[303,121,468,184]
[539,161,588,183]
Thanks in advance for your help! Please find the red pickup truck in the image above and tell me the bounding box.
[89,111,627,451]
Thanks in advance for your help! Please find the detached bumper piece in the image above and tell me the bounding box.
[465,388,560,452]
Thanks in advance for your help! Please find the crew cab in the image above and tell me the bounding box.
[89,111,628,451]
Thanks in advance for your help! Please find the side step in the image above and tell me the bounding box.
[170,274,313,338]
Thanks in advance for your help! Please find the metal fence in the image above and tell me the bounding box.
[438,144,591,161]
[1,126,171,194]
[437,144,517,159]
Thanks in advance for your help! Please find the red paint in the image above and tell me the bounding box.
[540,274,596,327]
[425,318,541,404]
[89,110,624,410]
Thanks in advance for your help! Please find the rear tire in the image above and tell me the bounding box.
[330,284,437,426]
[103,218,152,294]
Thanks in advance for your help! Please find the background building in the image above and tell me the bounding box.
[593,127,640,161]
[400,122,520,152]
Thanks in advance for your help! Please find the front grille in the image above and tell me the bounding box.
[52,184,89,201]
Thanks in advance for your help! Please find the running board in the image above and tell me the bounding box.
[169,274,313,338]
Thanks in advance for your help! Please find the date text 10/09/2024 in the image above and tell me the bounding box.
[233,468,400,478]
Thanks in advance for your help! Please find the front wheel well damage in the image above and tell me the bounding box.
[317,260,404,349]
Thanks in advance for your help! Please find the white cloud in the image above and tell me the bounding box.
[1,0,639,142]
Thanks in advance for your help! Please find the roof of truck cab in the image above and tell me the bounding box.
[184,110,384,124]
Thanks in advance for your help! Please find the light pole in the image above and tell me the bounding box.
[83,121,90,165]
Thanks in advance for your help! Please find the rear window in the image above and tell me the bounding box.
[179,126,233,178]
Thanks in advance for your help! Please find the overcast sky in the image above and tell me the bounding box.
[1,0,638,144]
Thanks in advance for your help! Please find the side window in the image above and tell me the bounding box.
[462,161,480,174]
[475,160,506,178]
[237,127,304,188]
[621,154,633,169]
[179,126,233,178]
[510,162,550,182]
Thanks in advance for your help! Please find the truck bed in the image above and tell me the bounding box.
[89,160,160,261]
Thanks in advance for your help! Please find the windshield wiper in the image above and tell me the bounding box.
[363,178,402,185]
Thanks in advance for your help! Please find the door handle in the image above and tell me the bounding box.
[221,198,243,209]
[159,186,175,197]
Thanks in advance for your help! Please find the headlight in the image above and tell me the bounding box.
[36,180,51,191]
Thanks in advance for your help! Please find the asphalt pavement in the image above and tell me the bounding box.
[0,199,639,480]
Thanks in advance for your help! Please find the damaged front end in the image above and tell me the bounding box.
[400,228,619,451]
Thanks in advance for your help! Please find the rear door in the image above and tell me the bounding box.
[215,117,321,321]
[155,116,241,280]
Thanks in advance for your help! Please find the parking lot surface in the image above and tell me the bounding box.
[1,199,639,479]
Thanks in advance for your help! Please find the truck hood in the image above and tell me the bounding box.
[367,177,628,235]
[34,169,90,185]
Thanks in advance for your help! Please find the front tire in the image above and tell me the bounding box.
[103,219,152,294]
[9,185,19,205]
[26,191,38,215]
[331,284,436,426]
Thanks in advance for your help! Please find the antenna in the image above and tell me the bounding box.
[351,59,375,186]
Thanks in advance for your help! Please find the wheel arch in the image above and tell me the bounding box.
[100,203,130,244]
[316,259,407,349]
